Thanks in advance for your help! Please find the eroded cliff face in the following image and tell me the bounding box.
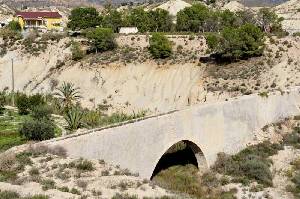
[1,35,300,114]
[0,35,212,114]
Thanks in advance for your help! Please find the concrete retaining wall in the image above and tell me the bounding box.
[45,88,300,179]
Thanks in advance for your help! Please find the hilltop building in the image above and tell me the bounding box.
[15,11,63,31]
[119,27,138,34]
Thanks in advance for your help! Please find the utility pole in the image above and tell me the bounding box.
[11,58,15,106]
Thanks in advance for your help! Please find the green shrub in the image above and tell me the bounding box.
[293,32,300,37]
[16,93,46,115]
[25,195,49,199]
[153,164,235,198]
[0,190,49,199]
[112,193,138,199]
[29,167,40,176]
[31,105,53,121]
[283,127,300,148]
[0,190,20,199]
[82,110,101,128]
[7,21,22,32]
[64,107,84,131]
[0,91,5,114]
[28,94,45,111]
[58,186,69,192]
[70,188,81,195]
[71,41,84,61]
[41,179,56,190]
[99,111,146,126]
[213,141,281,186]
[16,93,30,115]
[86,28,116,52]
[149,33,172,59]
[75,160,94,171]
[41,32,65,42]
[0,152,32,183]
[0,28,22,41]
[69,158,94,171]
[19,119,55,141]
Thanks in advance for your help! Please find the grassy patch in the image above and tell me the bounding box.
[0,190,49,199]
[0,108,63,152]
[153,164,236,198]
[68,158,94,172]
[213,141,282,186]
[282,126,300,148]
[0,109,29,152]
[40,179,56,191]
[0,152,33,183]
[286,158,300,197]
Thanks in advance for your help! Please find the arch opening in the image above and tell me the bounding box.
[150,140,207,179]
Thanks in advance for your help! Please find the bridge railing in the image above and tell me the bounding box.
[43,109,179,143]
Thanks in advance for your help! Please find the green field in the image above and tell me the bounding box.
[0,109,62,152]
[0,109,29,152]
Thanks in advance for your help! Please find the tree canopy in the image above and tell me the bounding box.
[86,28,116,52]
[257,8,284,34]
[206,23,265,61]
[68,7,102,30]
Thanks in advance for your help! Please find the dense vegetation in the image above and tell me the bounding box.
[67,7,173,33]
[0,3,285,61]
[149,33,172,58]
[85,27,117,52]
[65,4,285,61]
[206,23,265,60]
[0,82,147,151]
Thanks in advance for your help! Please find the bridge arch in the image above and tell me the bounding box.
[150,140,208,179]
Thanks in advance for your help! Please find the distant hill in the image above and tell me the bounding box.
[0,0,291,8]
[242,0,289,7]
[0,0,102,8]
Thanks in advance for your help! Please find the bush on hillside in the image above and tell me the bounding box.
[213,141,282,186]
[41,32,65,42]
[149,33,172,59]
[293,32,300,37]
[86,28,116,52]
[206,23,265,61]
[71,41,85,61]
[7,21,22,32]
[19,119,55,141]
[282,126,300,148]
[0,28,22,41]
[257,8,284,34]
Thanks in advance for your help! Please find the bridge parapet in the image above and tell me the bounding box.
[45,87,300,179]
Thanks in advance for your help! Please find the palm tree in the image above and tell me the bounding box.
[54,82,82,109]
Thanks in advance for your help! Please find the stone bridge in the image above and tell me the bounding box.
[46,88,300,179]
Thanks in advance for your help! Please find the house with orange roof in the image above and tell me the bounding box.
[15,11,63,31]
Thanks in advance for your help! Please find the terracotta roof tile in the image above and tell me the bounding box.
[15,11,62,19]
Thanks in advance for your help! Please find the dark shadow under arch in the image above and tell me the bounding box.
[150,140,207,179]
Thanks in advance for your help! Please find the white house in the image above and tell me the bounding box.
[119,27,138,34]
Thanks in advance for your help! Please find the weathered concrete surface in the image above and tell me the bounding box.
[46,88,300,179]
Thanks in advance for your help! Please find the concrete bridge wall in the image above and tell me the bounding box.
[46,88,300,179]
